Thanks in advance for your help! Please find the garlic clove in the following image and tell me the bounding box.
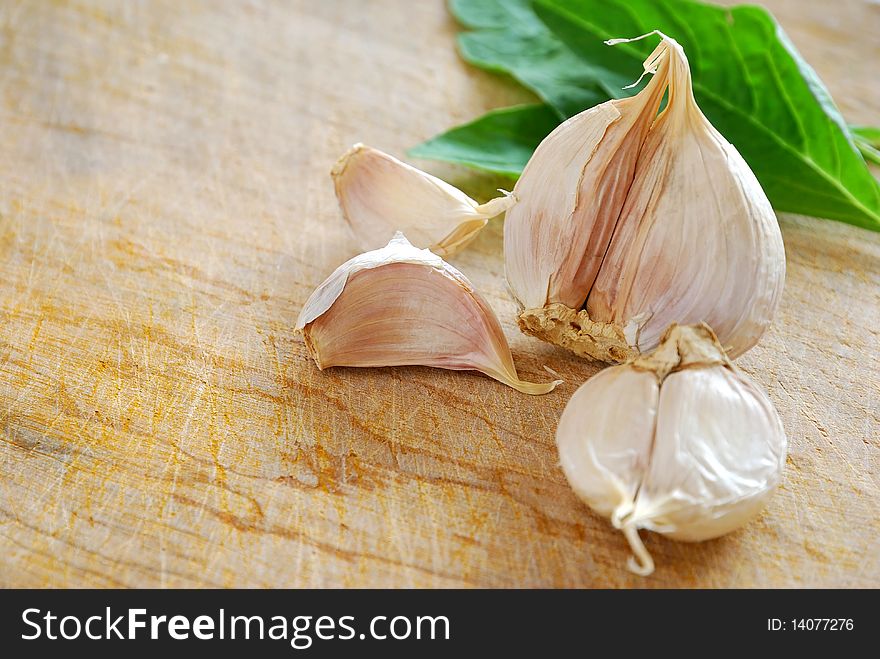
[556,366,659,519]
[296,233,560,395]
[504,63,667,311]
[634,365,786,542]
[332,144,515,257]
[508,35,785,363]
[556,323,786,576]
[586,37,785,359]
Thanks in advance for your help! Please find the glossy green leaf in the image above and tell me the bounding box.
[851,125,880,148]
[408,104,558,176]
[450,0,608,117]
[852,126,880,165]
[855,141,880,166]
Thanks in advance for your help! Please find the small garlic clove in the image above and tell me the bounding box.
[586,37,785,359]
[556,323,786,576]
[332,144,515,257]
[504,65,667,311]
[556,366,659,519]
[296,233,560,395]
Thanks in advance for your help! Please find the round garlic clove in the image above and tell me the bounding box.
[332,144,514,257]
[635,366,787,542]
[556,323,786,576]
[556,366,659,519]
[296,233,560,395]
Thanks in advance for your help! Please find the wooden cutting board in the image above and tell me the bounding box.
[0,0,877,588]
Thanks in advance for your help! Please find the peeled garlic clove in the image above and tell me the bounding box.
[332,144,515,257]
[556,323,786,576]
[296,233,559,395]
[504,58,667,311]
[509,34,785,363]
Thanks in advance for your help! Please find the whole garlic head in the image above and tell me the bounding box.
[508,34,785,363]
[556,323,787,576]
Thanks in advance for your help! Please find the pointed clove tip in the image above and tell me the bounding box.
[508,378,563,396]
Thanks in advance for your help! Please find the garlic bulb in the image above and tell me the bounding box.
[556,323,786,576]
[332,144,515,257]
[507,33,785,363]
[296,233,560,395]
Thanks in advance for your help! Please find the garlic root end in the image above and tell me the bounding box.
[518,303,637,363]
[299,326,326,370]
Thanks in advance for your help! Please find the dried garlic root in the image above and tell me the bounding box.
[296,233,561,395]
[556,323,787,576]
[505,33,785,362]
[332,144,515,257]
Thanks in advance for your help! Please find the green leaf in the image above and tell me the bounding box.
[408,104,558,176]
[449,0,609,117]
[415,0,880,231]
[851,125,880,165]
[851,125,880,148]
[854,140,880,166]
[531,0,880,231]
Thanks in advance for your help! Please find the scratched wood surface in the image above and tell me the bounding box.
[0,0,877,588]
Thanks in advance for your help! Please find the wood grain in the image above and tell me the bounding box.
[0,0,877,588]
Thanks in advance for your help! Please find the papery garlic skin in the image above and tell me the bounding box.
[332,144,514,257]
[586,38,785,358]
[504,60,667,311]
[296,233,559,395]
[556,324,786,576]
[636,366,785,542]
[507,35,785,363]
